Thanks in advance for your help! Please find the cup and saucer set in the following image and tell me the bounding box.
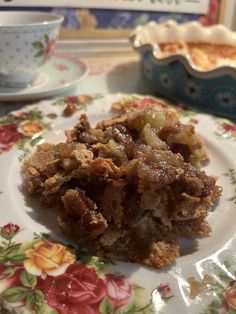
[0,11,89,102]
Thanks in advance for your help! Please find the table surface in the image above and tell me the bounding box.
[0,41,234,123]
[0,42,156,117]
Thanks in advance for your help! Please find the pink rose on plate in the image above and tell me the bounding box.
[0,124,21,151]
[14,112,29,120]
[38,264,106,314]
[0,143,12,153]
[105,273,133,308]
[224,281,236,310]
[47,113,58,120]
[136,97,167,110]
[66,96,79,104]
[222,124,236,132]
[2,223,20,234]
[44,38,57,60]
[0,223,20,240]
[157,283,172,300]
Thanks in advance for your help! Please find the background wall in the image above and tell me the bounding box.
[0,0,220,39]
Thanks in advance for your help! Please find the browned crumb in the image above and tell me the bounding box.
[63,104,77,117]
[187,275,214,299]
[22,106,222,269]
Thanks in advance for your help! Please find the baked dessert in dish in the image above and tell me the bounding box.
[131,20,236,119]
[159,41,236,71]
[22,102,222,268]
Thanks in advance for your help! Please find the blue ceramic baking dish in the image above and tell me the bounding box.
[131,20,236,119]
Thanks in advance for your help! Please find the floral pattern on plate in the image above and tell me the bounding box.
[53,94,103,109]
[223,168,236,204]
[0,108,55,158]
[204,279,236,313]
[199,258,236,314]
[183,259,236,314]
[0,224,172,314]
[0,93,235,314]
[215,119,236,140]
[111,95,199,125]
[0,94,103,157]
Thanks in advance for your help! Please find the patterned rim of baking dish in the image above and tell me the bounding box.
[130,20,236,79]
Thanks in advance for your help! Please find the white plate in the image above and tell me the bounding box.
[0,93,236,314]
[0,52,89,102]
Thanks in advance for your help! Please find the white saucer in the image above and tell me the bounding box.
[0,52,89,102]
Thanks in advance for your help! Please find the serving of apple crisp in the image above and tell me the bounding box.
[22,102,222,269]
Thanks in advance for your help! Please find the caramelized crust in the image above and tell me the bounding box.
[22,106,222,268]
[159,41,236,70]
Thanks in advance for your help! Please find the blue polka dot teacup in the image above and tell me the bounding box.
[0,11,63,87]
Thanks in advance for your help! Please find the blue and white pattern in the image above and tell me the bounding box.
[141,51,236,119]
[214,90,236,109]
[159,72,173,89]
[0,16,61,87]
[143,61,153,80]
[183,79,202,100]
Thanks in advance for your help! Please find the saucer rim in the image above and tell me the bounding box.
[0,52,89,102]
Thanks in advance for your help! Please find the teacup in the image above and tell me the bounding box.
[0,11,63,87]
